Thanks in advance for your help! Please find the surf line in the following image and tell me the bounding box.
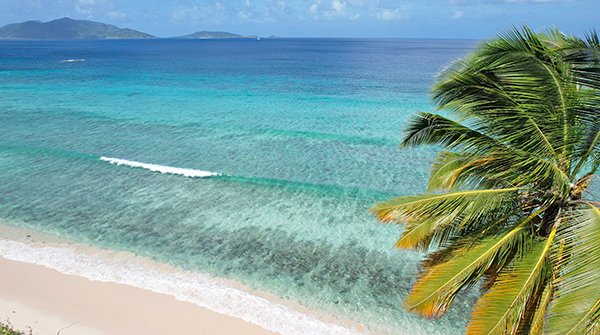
[99,156,393,198]
[100,157,221,178]
[59,59,86,63]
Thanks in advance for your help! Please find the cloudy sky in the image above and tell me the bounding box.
[0,0,597,38]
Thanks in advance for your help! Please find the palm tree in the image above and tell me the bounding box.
[371,27,600,335]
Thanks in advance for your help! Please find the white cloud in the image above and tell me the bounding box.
[376,7,407,21]
[77,0,101,5]
[449,0,471,5]
[331,0,345,13]
[276,0,286,11]
[451,0,571,4]
[107,10,125,20]
[323,0,351,17]
[170,5,207,22]
[169,2,235,24]
[25,0,43,10]
[452,9,464,19]
[73,0,110,18]
[237,10,250,20]
[304,0,373,21]
[214,1,225,11]
[491,0,571,3]
[75,5,92,16]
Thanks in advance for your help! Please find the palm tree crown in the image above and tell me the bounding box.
[372,27,600,335]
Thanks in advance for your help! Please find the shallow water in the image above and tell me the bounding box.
[0,38,481,334]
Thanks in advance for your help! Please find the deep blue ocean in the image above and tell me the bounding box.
[0,38,479,334]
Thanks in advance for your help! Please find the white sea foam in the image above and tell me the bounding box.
[59,59,86,63]
[100,157,221,178]
[0,239,365,335]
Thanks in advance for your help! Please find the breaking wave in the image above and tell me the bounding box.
[100,157,221,178]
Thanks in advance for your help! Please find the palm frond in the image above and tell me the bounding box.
[427,151,502,191]
[372,188,519,251]
[401,112,500,153]
[456,151,572,199]
[427,149,571,198]
[466,226,557,335]
[428,151,472,191]
[433,76,561,160]
[430,26,589,163]
[529,282,554,335]
[571,110,600,178]
[370,26,600,332]
[404,223,530,317]
[561,30,600,89]
[546,206,600,335]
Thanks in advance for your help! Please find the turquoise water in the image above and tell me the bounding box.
[0,39,478,334]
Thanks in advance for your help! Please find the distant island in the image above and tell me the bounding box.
[176,31,258,39]
[0,18,264,40]
[0,17,156,40]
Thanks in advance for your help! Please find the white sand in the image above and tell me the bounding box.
[0,224,369,335]
[0,256,278,335]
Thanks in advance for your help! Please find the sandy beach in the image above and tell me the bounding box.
[0,256,279,335]
[0,224,368,335]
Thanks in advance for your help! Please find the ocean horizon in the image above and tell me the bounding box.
[1,38,483,334]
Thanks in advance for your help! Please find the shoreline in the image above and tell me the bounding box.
[0,257,277,335]
[0,223,370,335]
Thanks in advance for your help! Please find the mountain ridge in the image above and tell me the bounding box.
[0,17,156,40]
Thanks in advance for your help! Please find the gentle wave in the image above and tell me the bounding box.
[0,239,365,335]
[0,145,392,197]
[100,155,390,197]
[59,59,86,63]
[100,157,221,178]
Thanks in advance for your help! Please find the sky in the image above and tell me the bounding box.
[0,0,598,38]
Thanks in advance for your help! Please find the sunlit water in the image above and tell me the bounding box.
[0,38,485,334]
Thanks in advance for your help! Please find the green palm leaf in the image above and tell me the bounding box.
[401,112,501,153]
[561,31,600,89]
[529,282,554,335]
[371,26,600,335]
[466,227,557,335]
[571,114,600,177]
[372,188,519,250]
[405,223,530,317]
[427,151,500,191]
[427,151,472,191]
[546,206,600,335]
[433,62,560,160]
[457,151,572,199]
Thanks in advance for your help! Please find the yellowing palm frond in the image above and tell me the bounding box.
[546,206,600,335]
[372,188,519,251]
[404,224,530,317]
[371,27,600,335]
[466,227,557,335]
[529,282,554,335]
